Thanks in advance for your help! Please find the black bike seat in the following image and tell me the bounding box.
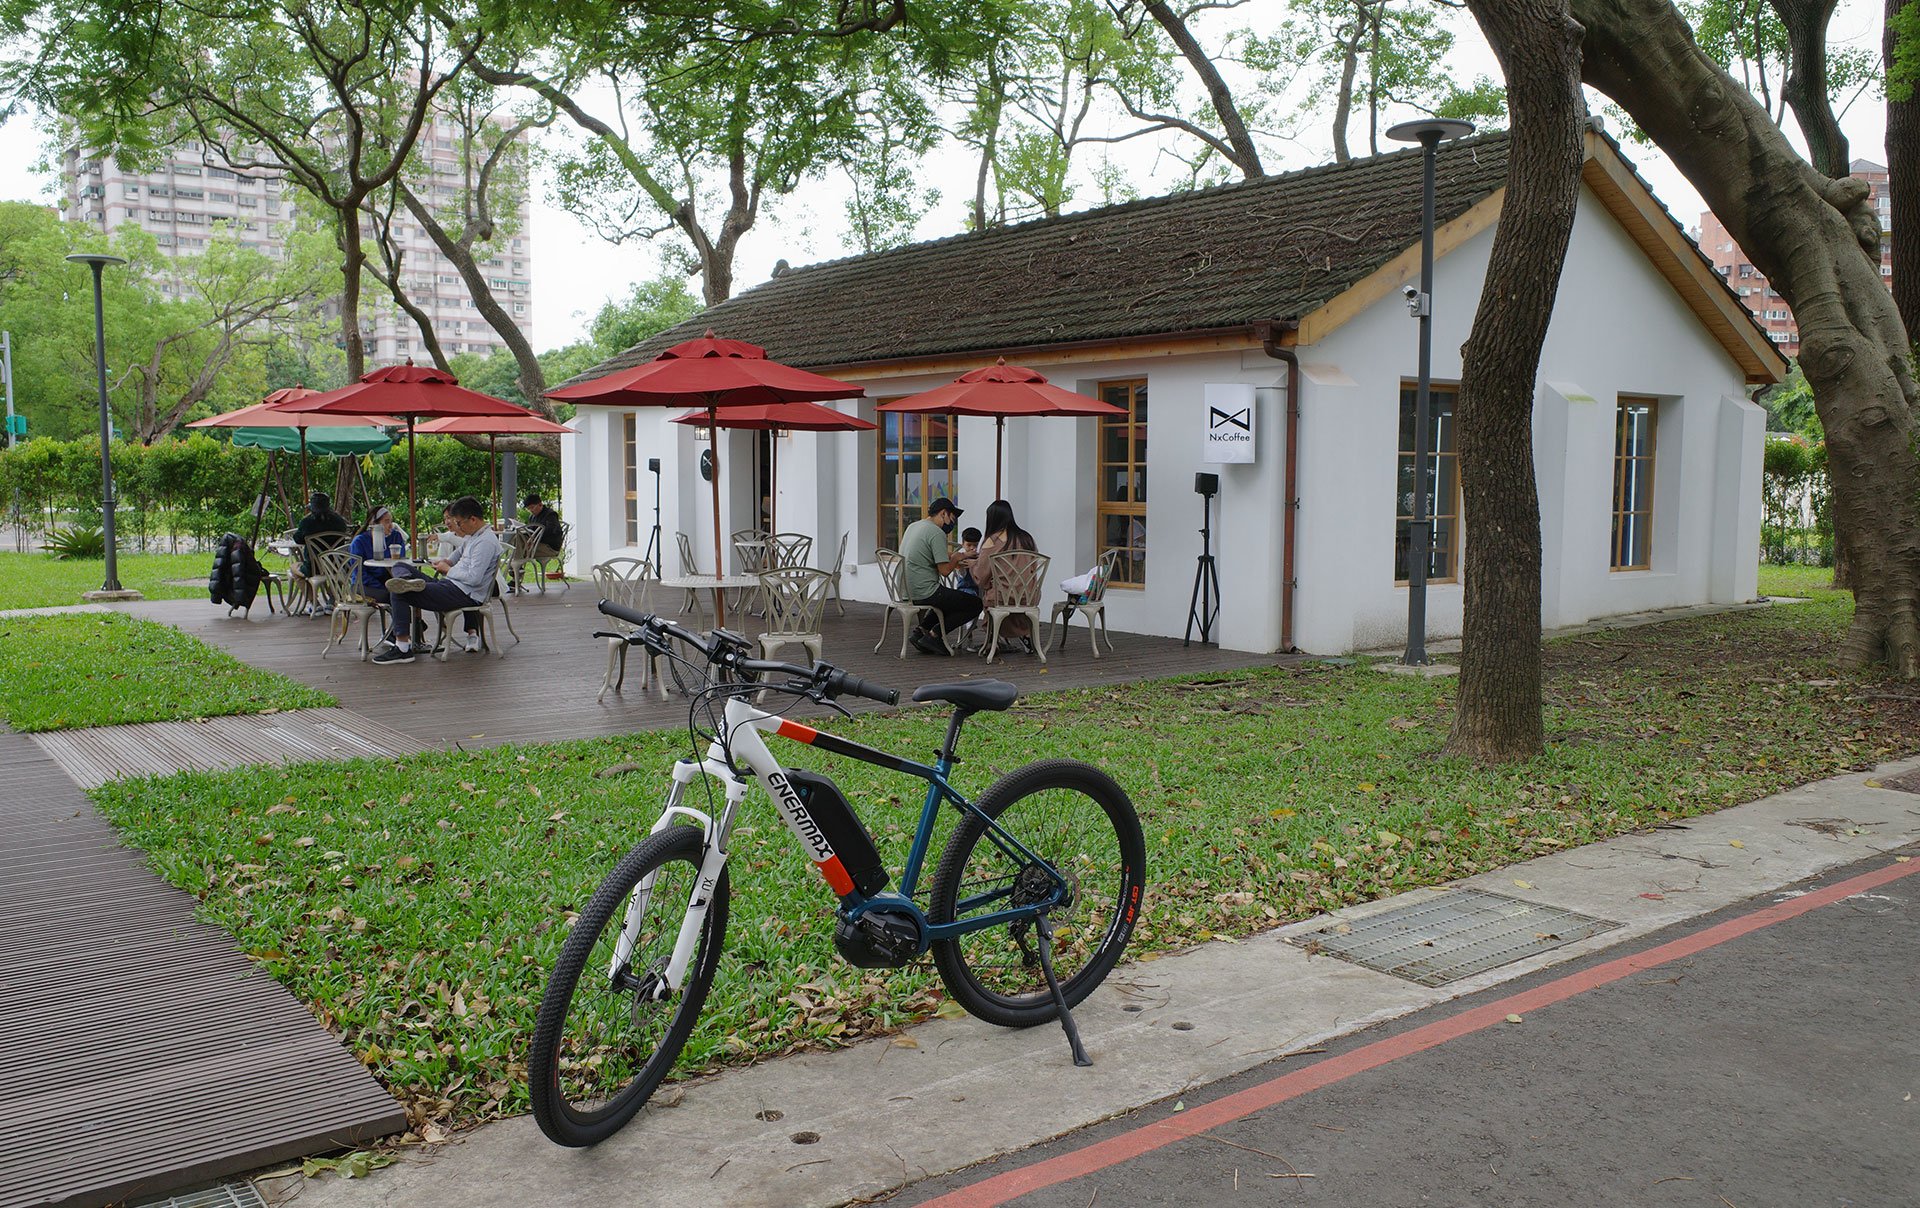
[912,680,1019,713]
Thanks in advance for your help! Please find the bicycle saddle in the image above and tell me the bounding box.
[912,680,1019,713]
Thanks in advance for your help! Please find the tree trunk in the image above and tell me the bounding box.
[1443,0,1586,762]
[1143,0,1265,177]
[1769,0,1849,176]
[1573,0,1920,675]
[1886,0,1920,342]
[1331,13,1364,164]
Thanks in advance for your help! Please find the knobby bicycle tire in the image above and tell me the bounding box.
[927,759,1146,1028]
[529,825,730,1146]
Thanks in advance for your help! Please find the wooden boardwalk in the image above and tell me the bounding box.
[129,589,1290,750]
[0,726,406,1208]
[32,707,427,789]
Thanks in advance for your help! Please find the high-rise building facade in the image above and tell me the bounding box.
[1697,158,1892,360]
[60,125,533,363]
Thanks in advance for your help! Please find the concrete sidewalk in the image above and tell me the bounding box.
[272,755,1920,1208]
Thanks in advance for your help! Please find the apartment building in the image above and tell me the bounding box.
[1697,158,1893,359]
[60,125,533,362]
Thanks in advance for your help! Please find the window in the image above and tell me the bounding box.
[1395,383,1460,584]
[876,408,958,551]
[177,211,204,224]
[173,164,201,176]
[625,414,640,545]
[438,274,458,284]
[122,184,140,197]
[174,187,204,200]
[1611,397,1656,570]
[266,201,281,214]
[150,185,170,197]
[148,209,170,222]
[209,191,234,204]
[1096,379,1148,586]
[210,167,235,180]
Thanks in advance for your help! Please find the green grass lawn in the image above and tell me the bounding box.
[90,579,1920,1135]
[1757,562,1841,599]
[0,614,334,731]
[0,551,223,610]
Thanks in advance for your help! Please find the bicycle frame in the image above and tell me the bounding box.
[617,694,1070,996]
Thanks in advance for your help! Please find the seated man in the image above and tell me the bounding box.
[899,497,980,656]
[372,496,502,665]
[514,492,564,593]
[289,491,349,614]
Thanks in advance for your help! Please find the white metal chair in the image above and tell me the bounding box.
[515,520,571,593]
[981,549,1050,664]
[873,548,957,657]
[593,557,663,702]
[430,565,519,661]
[755,566,832,669]
[766,532,813,569]
[1047,548,1122,658]
[822,531,849,616]
[312,546,386,661]
[675,531,701,615]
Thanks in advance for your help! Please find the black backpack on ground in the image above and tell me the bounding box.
[208,532,266,612]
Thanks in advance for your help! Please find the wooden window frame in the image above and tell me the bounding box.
[875,406,959,552]
[623,414,639,547]
[1395,383,1461,585]
[1095,378,1149,589]
[1611,396,1657,571]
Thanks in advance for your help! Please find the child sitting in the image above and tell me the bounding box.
[954,527,983,596]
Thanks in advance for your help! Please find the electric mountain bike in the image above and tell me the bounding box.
[527,602,1147,1147]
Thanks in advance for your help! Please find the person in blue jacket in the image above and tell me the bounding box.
[347,505,408,635]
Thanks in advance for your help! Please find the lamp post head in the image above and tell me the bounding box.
[64,253,128,271]
[1385,118,1476,147]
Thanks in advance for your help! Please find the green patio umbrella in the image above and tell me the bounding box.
[230,425,393,457]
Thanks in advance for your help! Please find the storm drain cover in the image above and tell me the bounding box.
[1290,889,1620,986]
[131,1182,268,1208]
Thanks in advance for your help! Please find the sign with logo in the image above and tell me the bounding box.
[1202,383,1256,464]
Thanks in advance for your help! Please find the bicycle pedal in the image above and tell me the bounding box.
[1034,915,1093,1068]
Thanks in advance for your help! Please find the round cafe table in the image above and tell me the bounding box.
[660,572,762,630]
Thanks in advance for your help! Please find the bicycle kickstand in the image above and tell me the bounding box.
[1033,914,1093,1068]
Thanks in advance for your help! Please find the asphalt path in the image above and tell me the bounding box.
[886,847,1920,1208]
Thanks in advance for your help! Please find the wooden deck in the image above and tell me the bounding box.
[126,588,1291,751]
[0,726,406,1208]
[32,707,427,790]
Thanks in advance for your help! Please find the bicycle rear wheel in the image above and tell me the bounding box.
[927,759,1145,1028]
[529,825,729,1146]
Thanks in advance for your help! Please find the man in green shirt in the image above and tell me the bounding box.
[899,497,980,656]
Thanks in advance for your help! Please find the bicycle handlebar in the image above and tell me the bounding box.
[594,601,898,706]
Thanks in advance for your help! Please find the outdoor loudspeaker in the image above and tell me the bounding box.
[648,457,661,472]
[1194,472,1219,497]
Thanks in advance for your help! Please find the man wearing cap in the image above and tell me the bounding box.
[899,497,979,656]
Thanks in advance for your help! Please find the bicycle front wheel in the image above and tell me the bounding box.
[529,825,729,1146]
[927,759,1146,1028]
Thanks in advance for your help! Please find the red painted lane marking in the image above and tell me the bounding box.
[920,857,1920,1208]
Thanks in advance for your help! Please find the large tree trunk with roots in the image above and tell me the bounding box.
[1573,0,1920,675]
[1443,0,1587,762]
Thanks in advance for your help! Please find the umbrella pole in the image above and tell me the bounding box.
[489,435,498,525]
[770,432,778,535]
[407,419,418,555]
[708,403,726,629]
[300,428,309,502]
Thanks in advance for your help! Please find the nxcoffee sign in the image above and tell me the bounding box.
[1202,383,1256,464]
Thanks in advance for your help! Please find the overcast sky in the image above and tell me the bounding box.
[0,1,1887,354]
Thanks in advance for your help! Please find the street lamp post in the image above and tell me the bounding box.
[65,252,130,595]
[1385,118,1475,666]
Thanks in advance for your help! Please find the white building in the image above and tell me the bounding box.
[60,127,533,363]
[559,124,1784,656]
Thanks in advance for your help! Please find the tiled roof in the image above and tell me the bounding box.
[572,133,1514,379]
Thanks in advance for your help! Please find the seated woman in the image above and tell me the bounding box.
[970,499,1039,654]
[346,505,407,632]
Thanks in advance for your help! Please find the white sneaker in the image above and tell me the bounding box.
[463,633,482,654]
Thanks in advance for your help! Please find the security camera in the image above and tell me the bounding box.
[1403,284,1430,318]
[1402,284,1419,300]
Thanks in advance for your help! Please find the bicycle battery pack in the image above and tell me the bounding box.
[783,768,888,898]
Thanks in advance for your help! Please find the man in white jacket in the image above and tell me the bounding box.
[372,496,502,665]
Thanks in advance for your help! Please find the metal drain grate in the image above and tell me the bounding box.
[1291,888,1620,986]
[131,1181,269,1208]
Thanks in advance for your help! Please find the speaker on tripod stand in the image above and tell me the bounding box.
[643,457,663,576]
[1184,472,1220,647]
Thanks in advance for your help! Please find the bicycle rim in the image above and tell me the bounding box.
[530,826,727,1146]
[929,760,1144,1026]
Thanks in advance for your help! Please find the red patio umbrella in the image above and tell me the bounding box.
[549,332,864,626]
[877,359,1124,498]
[190,385,404,542]
[277,363,537,549]
[668,400,874,534]
[415,412,578,522]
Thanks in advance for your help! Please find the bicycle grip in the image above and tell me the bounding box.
[826,668,898,706]
[597,599,652,629]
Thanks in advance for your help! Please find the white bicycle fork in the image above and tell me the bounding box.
[607,699,789,996]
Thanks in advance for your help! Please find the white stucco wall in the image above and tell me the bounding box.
[561,182,1765,657]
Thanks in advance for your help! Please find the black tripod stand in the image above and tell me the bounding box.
[642,457,663,576]
[1184,473,1220,647]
